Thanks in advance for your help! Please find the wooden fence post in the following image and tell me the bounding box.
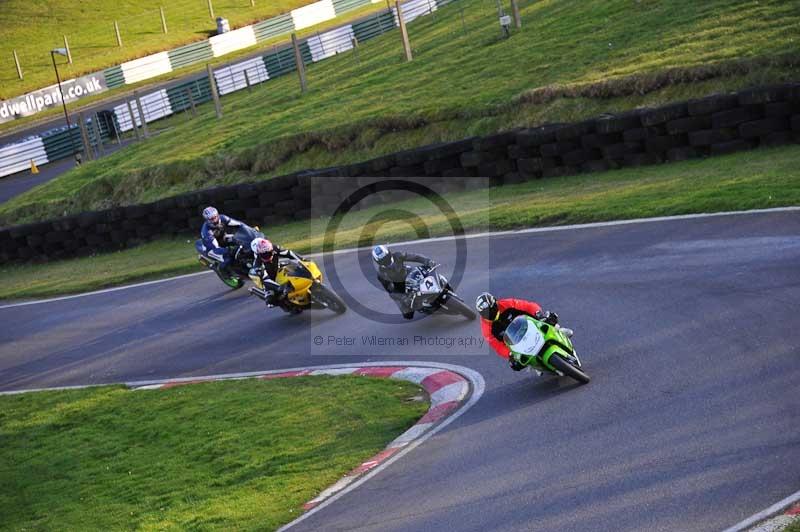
[134,90,149,138]
[396,2,413,62]
[244,70,252,92]
[510,0,521,28]
[78,112,94,161]
[126,100,140,140]
[63,36,73,64]
[186,87,197,117]
[13,50,22,80]
[291,33,307,93]
[92,113,106,157]
[351,36,360,64]
[207,64,223,118]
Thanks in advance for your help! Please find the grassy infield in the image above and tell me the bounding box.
[2,1,800,529]
[0,377,427,530]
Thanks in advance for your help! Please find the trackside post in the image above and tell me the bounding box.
[134,90,149,138]
[397,2,413,62]
[78,112,94,161]
[291,33,308,93]
[126,100,140,140]
[207,64,223,118]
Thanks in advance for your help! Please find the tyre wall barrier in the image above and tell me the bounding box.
[0,83,798,264]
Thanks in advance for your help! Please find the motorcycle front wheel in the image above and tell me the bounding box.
[444,294,477,320]
[215,268,244,289]
[311,284,347,314]
[549,355,590,384]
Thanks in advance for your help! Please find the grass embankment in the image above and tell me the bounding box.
[0,376,428,530]
[0,0,317,100]
[0,1,391,136]
[1,0,798,226]
[1,143,798,300]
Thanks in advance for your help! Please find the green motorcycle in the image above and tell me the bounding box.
[503,315,590,384]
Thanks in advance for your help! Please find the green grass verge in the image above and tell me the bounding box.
[1,143,798,301]
[784,518,800,532]
[1,0,797,226]
[1,0,317,100]
[0,376,428,530]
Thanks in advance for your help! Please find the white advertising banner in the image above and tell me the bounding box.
[0,72,108,124]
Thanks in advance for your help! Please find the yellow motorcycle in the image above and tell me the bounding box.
[248,258,347,315]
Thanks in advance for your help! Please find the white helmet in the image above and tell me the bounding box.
[372,245,393,267]
[202,206,220,227]
[251,237,274,258]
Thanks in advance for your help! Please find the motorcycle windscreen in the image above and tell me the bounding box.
[503,316,545,355]
[233,225,264,246]
[281,263,313,279]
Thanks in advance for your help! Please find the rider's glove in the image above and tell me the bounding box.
[538,311,558,325]
[508,356,524,372]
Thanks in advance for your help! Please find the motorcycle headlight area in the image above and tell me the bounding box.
[405,270,425,292]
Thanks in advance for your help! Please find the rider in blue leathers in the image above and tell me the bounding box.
[195,206,244,275]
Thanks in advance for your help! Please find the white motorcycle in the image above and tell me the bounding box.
[405,264,476,320]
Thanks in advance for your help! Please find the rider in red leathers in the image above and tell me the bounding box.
[476,292,573,371]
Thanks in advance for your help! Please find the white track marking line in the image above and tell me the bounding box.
[2,207,797,310]
[0,270,210,309]
[722,489,800,532]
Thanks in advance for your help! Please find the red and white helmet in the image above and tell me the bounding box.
[250,237,274,258]
[202,206,220,227]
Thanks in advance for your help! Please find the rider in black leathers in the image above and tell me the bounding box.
[372,244,435,320]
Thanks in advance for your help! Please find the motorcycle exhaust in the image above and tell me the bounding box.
[249,287,267,300]
[198,255,213,267]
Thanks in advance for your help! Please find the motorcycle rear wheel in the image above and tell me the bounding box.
[311,284,347,314]
[549,354,590,384]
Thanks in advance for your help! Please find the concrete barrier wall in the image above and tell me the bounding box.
[0,83,798,264]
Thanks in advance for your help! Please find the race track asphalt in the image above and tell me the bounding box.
[1,210,798,531]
